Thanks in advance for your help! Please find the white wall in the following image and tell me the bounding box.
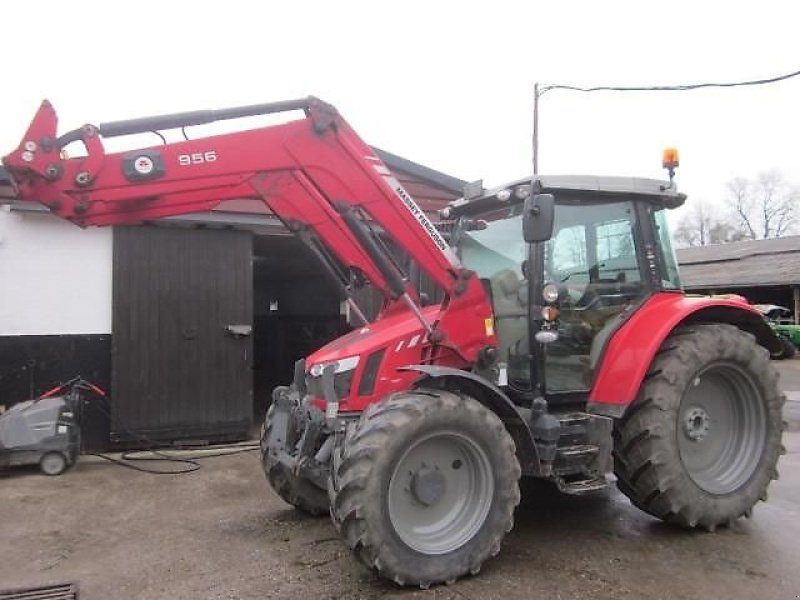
[0,206,112,335]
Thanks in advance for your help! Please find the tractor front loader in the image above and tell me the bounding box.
[3,98,785,588]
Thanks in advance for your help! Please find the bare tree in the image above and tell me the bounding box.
[726,177,756,239]
[673,200,738,247]
[725,170,798,239]
[708,221,746,244]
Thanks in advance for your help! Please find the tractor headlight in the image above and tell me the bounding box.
[542,283,560,303]
[307,356,360,400]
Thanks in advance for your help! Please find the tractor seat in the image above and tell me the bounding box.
[489,270,528,364]
[490,270,526,318]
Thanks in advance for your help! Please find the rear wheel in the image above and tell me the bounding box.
[260,401,328,516]
[614,323,784,530]
[329,390,520,588]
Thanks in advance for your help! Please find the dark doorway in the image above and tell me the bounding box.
[112,226,253,445]
[252,235,347,424]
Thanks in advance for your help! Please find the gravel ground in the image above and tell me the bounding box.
[1,361,800,599]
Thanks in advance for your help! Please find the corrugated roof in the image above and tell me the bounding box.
[677,236,800,289]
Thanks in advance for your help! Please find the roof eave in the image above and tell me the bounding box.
[372,147,466,195]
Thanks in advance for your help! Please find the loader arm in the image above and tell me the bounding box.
[3,97,493,361]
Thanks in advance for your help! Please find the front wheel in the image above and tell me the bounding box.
[260,401,328,516]
[329,390,520,588]
[614,323,784,530]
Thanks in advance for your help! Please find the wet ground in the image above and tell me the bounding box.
[2,361,800,599]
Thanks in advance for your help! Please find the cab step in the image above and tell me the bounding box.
[553,443,601,476]
[556,444,599,459]
[556,476,609,495]
[557,412,591,436]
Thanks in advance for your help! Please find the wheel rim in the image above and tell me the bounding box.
[678,362,767,495]
[387,431,494,555]
[40,453,66,475]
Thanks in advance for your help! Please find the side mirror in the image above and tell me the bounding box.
[522,193,555,242]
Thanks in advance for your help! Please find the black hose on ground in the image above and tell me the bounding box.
[83,393,260,475]
[85,442,259,475]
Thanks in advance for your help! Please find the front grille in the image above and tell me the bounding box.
[357,349,385,396]
[0,582,79,599]
[306,369,355,400]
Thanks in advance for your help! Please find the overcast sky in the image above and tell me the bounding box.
[2,1,799,222]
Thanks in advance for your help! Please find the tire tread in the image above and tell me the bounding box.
[614,323,784,529]
[329,389,520,587]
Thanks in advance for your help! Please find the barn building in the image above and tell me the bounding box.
[676,236,800,324]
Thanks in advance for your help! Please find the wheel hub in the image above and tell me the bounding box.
[683,407,711,441]
[410,465,446,506]
[388,431,494,555]
[677,363,767,495]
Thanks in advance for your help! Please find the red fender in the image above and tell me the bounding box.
[587,292,780,416]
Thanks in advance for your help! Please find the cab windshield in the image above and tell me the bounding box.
[457,207,526,280]
[456,207,531,388]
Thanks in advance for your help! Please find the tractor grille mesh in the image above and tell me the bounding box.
[0,582,79,600]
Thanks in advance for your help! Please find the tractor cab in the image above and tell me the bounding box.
[447,175,685,403]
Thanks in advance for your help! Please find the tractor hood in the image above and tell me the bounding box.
[307,305,439,368]
[303,305,444,412]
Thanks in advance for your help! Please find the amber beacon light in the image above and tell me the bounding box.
[662,147,680,169]
[662,147,679,184]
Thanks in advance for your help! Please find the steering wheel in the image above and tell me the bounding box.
[573,273,628,309]
[575,284,602,310]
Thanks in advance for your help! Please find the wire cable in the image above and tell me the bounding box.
[538,68,800,96]
[531,67,800,173]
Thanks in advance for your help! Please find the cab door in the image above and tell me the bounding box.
[543,200,648,393]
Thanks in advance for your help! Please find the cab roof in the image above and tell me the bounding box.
[447,174,686,217]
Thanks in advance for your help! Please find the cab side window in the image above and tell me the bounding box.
[595,219,640,284]
[550,224,588,283]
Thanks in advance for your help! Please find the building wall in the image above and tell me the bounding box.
[0,207,112,335]
[0,208,113,449]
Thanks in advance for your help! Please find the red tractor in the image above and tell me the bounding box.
[3,98,784,588]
